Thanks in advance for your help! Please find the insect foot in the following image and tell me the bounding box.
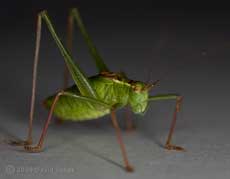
[165,144,186,152]
[24,145,42,153]
[125,165,134,172]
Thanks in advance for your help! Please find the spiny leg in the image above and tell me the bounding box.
[24,91,63,152]
[125,107,136,133]
[65,8,109,128]
[55,13,74,125]
[148,94,185,152]
[164,96,185,151]
[69,8,109,73]
[12,10,99,146]
[56,62,68,125]
[111,109,134,172]
[10,13,42,146]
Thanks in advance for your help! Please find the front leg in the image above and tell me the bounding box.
[164,96,186,151]
[148,94,185,152]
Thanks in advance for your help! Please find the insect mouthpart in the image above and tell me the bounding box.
[143,80,160,91]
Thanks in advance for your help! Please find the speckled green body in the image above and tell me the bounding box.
[44,73,149,121]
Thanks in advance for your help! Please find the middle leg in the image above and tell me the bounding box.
[164,96,185,151]
[111,109,134,172]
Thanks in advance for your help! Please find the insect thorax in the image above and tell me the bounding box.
[92,72,149,113]
[89,74,131,108]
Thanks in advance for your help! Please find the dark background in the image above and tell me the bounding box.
[0,1,229,120]
[0,1,230,178]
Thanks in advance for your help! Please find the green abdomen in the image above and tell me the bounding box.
[44,75,131,121]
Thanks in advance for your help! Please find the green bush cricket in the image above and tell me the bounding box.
[11,8,185,172]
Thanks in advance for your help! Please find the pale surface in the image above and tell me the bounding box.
[0,109,230,179]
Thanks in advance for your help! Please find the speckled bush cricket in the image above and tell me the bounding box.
[11,8,185,172]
